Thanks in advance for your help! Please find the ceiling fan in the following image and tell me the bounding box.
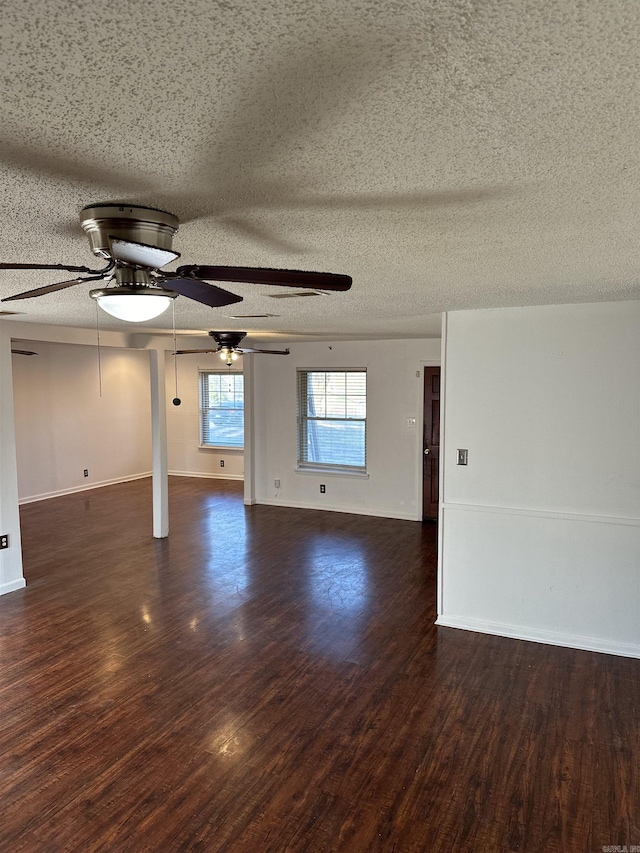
[0,203,352,322]
[175,331,290,365]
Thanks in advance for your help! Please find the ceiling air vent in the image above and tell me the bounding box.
[268,291,325,299]
[226,313,279,319]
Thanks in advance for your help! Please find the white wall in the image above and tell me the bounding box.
[0,324,25,595]
[253,338,441,520]
[166,352,244,480]
[439,301,640,658]
[13,340,152,502]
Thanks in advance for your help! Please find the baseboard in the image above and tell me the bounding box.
[19,472,152,505]
[0,577,26,597]
[436,614,640,660]
[169,470,244,482]
[256,498,421,522]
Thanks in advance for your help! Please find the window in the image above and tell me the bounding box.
[199,371,244,449]
[297,370,366,472]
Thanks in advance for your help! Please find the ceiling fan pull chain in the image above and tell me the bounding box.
[172,301,181,406]
[95,300,103,398]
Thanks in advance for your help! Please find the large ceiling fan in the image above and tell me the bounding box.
[0,203,352,322]
[176,331,289,365]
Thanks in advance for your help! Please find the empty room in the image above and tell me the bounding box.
[0,1,638,851]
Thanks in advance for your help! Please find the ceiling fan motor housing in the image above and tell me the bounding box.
[80,204,179,260]
[209,331,247,349]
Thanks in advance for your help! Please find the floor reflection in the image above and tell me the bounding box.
[301,534,370,658]
[306,535,369,614]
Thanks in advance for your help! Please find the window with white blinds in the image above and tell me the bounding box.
[199,371,244,448]
[297,370,367,472]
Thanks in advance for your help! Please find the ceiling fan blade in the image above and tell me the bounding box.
[175,266,352,292]
[0,261,106,274]
[161,276,243,308]
[1,274,107,302]
[174,348,221,355]
[238,347,290,355]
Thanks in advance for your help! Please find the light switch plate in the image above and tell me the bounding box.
[457,449,468,465]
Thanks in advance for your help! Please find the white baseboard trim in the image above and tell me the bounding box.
[0,578,26,596]
[256,498,421,522]
[169,470,244,482]
[19,472,152,505]
[436,614,640,660]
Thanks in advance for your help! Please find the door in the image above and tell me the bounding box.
[422,367,440,521]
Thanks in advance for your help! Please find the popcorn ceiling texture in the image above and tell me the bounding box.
[0,0,639,339]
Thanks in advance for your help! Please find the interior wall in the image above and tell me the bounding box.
[0,325,25,594]
[13,340,152,502]
[253,337,441,520]
[166,352,244,480]
[439,301,640,658]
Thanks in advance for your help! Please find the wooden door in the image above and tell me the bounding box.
[422,367,440,521]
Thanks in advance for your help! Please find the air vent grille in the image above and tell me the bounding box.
[268,291,323,299]
[226,313,279,318]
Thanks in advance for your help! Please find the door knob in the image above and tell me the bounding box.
[424,448,430,455]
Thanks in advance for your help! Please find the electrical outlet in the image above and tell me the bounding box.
[220,460,225,467]
[274,479,280,489]
[320,484,326,494]
[0,534,8,550]
[83,469,89,477]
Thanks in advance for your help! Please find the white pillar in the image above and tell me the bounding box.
[243,353,256,505]
[0,324,25,594]
[149,348,169,538]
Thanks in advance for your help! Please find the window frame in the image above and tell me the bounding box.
[198,369,245,451]
[296,368,367,474]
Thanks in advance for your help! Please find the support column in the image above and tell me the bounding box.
[243,353,256,505]
[0,323,25,594]
[149,348,169,538]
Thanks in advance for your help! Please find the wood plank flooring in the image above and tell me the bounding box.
[0,477,637,852]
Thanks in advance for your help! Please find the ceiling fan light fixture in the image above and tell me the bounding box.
[219,347,239,364]
[89,286,177,322]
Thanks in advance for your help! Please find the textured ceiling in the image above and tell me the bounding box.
[0,0,639,342]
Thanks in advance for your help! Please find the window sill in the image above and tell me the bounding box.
[295,467,369,480]
[199,445,244,452]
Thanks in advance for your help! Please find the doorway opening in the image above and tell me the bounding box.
[422,366,440,522]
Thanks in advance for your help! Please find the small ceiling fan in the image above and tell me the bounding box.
[175,331,289,365]
[0,203,352,322]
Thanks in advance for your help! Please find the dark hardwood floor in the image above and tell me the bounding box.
[0,477,637,852]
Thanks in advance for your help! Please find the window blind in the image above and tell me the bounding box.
[297,370,366,471]
[199,371,244,448]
